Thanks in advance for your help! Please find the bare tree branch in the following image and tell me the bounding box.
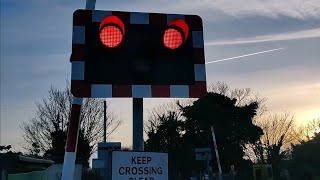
[20,83,122,156]
[246,111,296,163]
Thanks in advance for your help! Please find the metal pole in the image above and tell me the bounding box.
[211,126,223,180]
[206,159,210,179]
[85,0,96,10]
[133,98,144,151]
[104,100,107,143]
[61,97,83,180]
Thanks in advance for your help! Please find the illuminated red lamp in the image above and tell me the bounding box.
[163,18,189,49]
[99,16,125,48]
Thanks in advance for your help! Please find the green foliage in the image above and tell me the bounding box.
[291,132,320,178]
[145,92,262,178]
[145,111,187,178]
[145,111,183,152]
[42,130,92,167]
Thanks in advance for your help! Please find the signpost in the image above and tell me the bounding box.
[195,148,211,161]
[195,148,212,179]
[61,0,207,179]
[112,151,168,180]
[70,9,207,98]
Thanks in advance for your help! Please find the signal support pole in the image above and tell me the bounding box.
[133,98,144,151]
[85,0,96,10]
[61,97,83,180]
[61,1,96,180]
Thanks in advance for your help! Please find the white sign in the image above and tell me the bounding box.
[112,151,168,180]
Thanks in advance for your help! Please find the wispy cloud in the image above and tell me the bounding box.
[206,28,320,46]
[4,0,320,20]
[215,0,320,19]
[169,0,320,19]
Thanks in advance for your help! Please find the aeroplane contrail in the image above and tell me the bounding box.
[205,48,284,64]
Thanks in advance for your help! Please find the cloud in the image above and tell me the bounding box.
[220,0,320,19]
[100,0,320,20]
[4,0,320,20]
[206,28,320,45]
[169,0,320,19]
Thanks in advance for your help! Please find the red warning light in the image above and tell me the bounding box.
[163,18,189,49]
[100,26,123,48]
[99,16,125,48]
[163,28,183,49]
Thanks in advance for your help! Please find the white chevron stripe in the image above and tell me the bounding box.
[61,152,77,180]
[170,85,189,97]
[92,10,112,22]
[192,31,204,48]
[72,26,85,44]
[91,84,112,97]
[72,97,83,105]
[132,85,152,98]
[71,62,85,80]
[130,12,149,24]
[194,64,206,81]
[167,14,185,24]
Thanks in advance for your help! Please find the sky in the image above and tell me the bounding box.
[1,0,320,151]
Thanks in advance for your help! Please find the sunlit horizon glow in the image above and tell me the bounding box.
[295,109,320,125]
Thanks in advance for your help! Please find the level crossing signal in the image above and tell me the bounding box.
[70,9,207,98]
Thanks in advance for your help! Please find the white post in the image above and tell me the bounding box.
[61,1,96,179]
[61,97,83,180]
[211,126,223,180]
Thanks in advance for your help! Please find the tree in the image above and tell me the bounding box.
[181,93,262,174]
[20,83,121,166]
[145,101,186,135]
[145,82,267,137]
[246,112,296,180]
[145,111,185,179]
[209,81,268,119]
[211,83,298,179]
[0,145,12,153]
[145,92,262,179]
[292,132,320,179]
[145,111,183,152]
[294,117,320,142]
[146,102,179,133]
